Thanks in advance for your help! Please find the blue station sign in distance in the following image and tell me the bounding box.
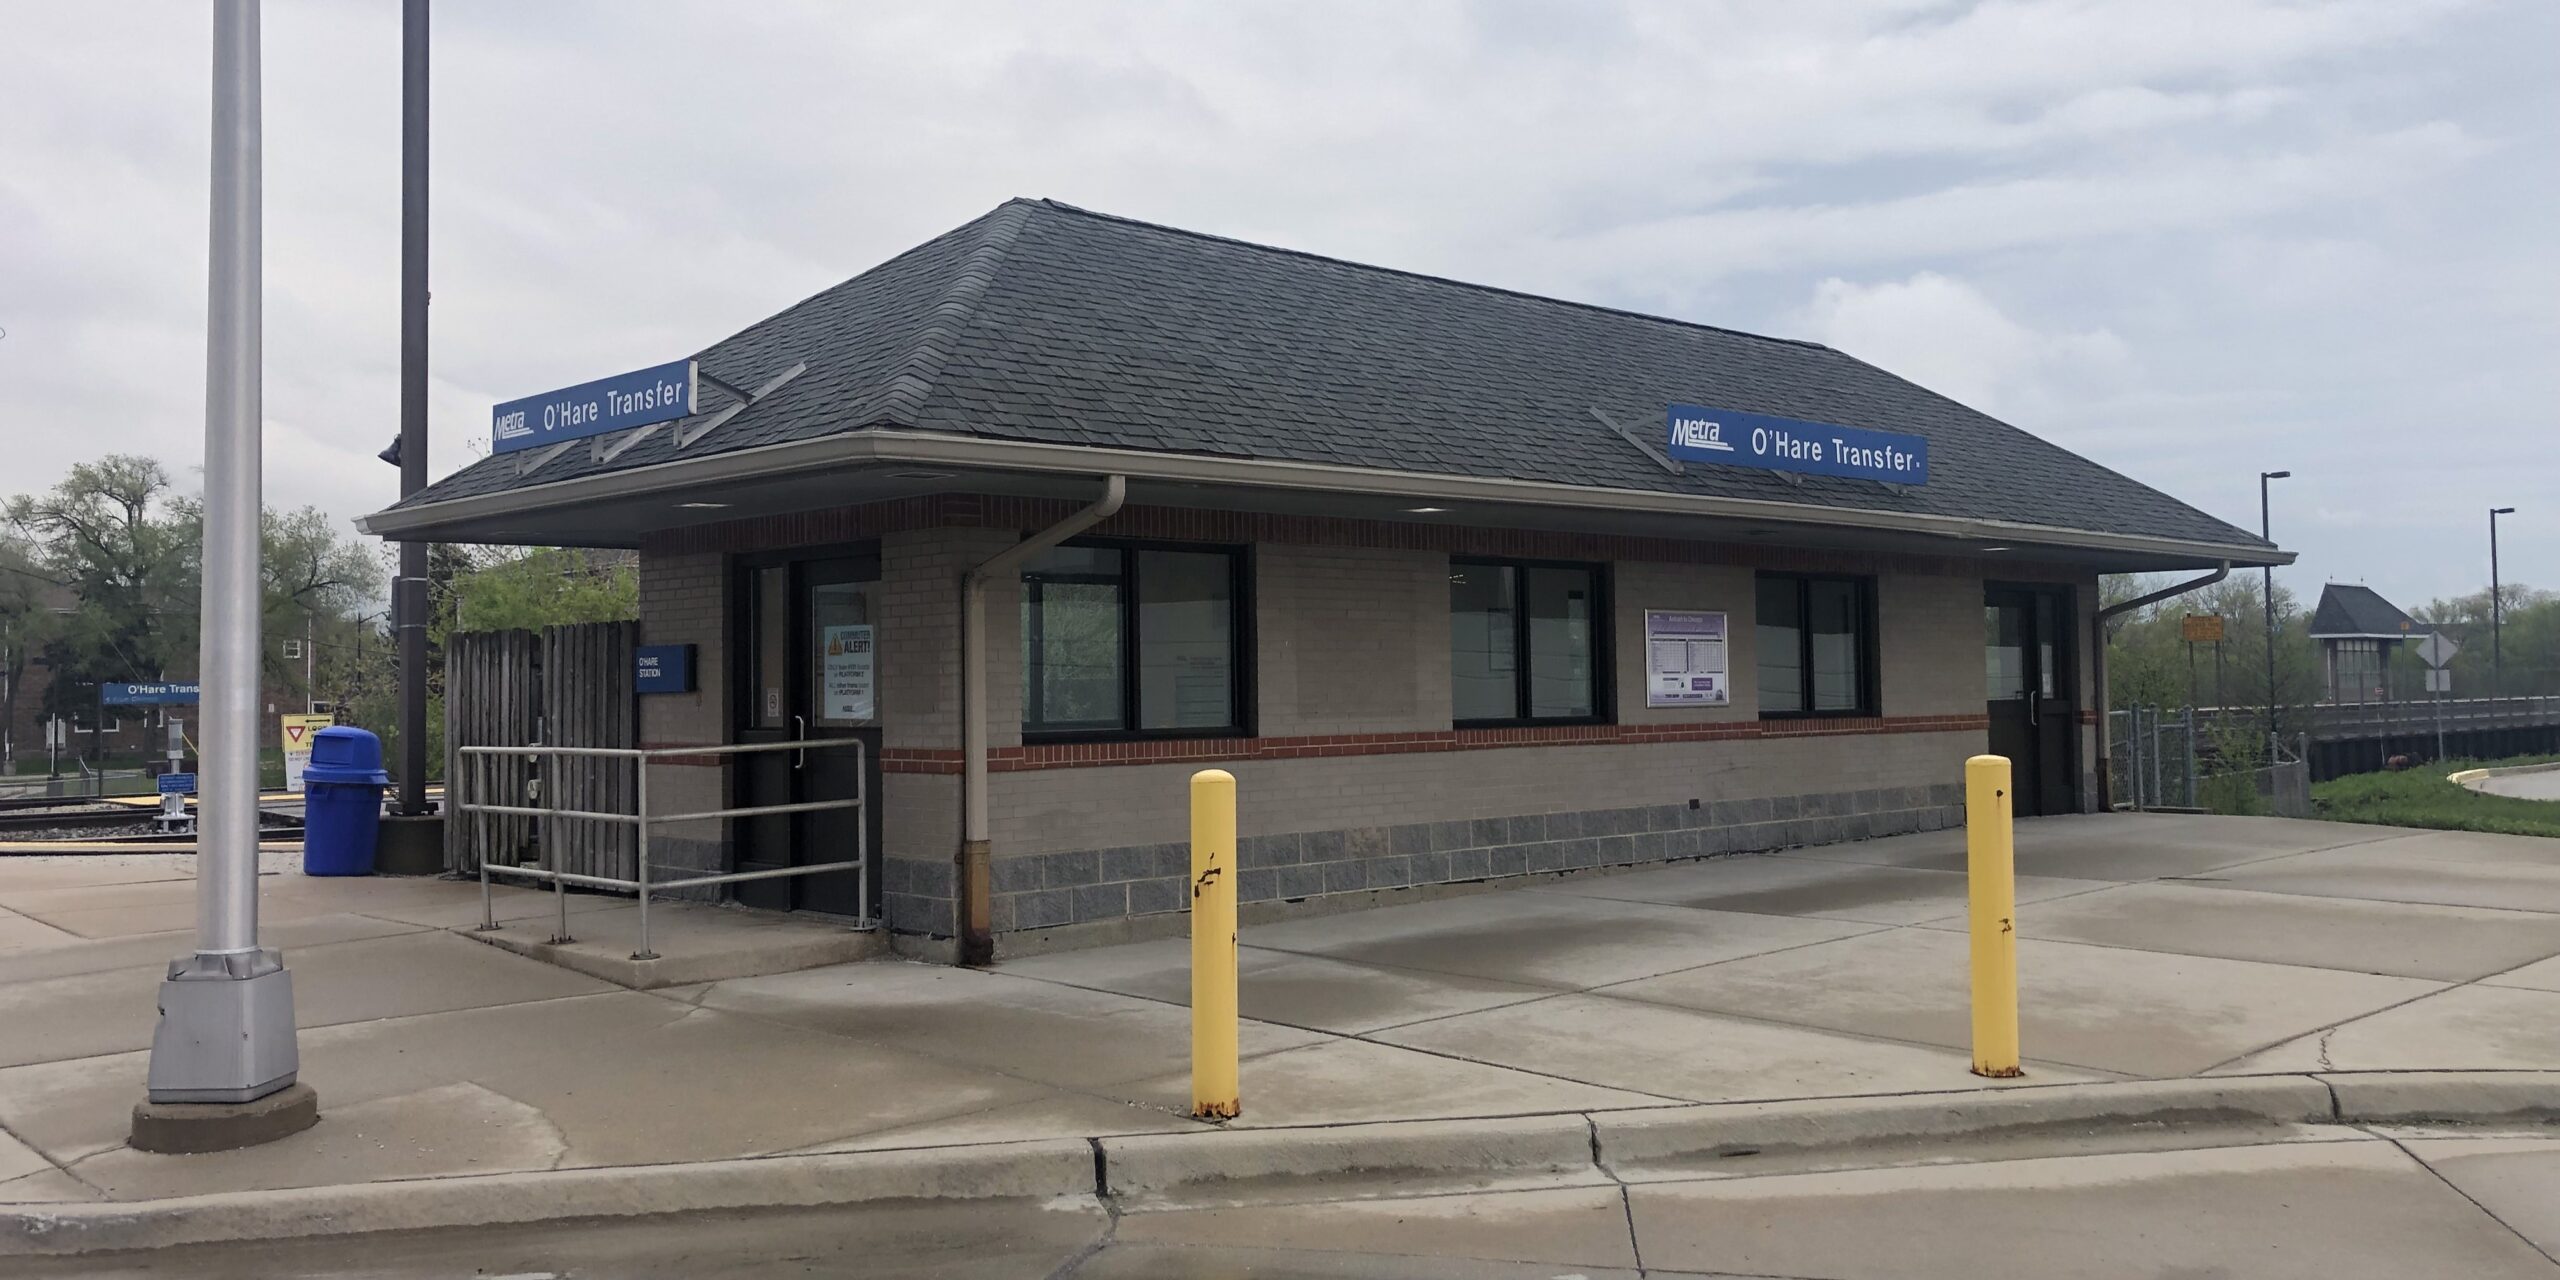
[492,359,699,455]
[102,682,200,706]
[1665,403,1929,486]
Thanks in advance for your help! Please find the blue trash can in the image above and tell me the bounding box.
[302,725,392,876]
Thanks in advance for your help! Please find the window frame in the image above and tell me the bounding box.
[1449,555,1614,729]
[1020,537,1254,743]
[1755,571,1881,720]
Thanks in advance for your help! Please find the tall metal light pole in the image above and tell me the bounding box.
[2260,470,2291,758]
[2491,506,2515,703]
[134,0,316,1151]
[395,0,430,817]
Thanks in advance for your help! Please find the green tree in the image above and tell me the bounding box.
[436,547,638,639]
[3,456,193,724]
[2414,583,2558,699]
[0,534,67,773]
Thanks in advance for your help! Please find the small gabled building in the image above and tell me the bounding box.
[2308,583,2424,704]
[363,199,2288,960]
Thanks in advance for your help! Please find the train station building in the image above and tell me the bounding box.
[362,199,2288,960]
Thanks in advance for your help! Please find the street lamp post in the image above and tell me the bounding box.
[132,0,316,1153]
[2491,507,2515,704]
[2261,471,2291,759]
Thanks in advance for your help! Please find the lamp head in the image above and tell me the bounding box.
[377,436,403,468]
[2262,470,2292,481]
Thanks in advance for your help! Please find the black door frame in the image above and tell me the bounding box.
[1985,581,2083,816]
[728,542,885,917]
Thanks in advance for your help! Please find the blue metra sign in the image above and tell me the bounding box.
[157,772,197,795]
[492,359,699,455]
[1665,403,1929,486]
[634,644,695,695]
[102,682,200,706]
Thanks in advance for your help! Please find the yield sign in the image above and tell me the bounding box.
[2415,632,2461,669]
[286,723,310,744]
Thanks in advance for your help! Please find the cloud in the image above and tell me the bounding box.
[0,0,2549,612]
[1793,272,2133,424]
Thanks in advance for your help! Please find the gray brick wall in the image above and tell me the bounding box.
[638,551,731,880]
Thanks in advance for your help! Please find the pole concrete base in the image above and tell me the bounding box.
[375,812,445,876]
[144,953,300,1103]
[130,1082,319,1154]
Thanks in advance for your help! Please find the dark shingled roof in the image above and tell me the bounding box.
[2310,583,2420,638]
[395,199,2271,553]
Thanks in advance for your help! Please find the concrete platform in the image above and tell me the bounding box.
[5,812,2560,1228]
[463,899,888,989]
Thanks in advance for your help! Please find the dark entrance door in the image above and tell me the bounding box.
[734,552,882,917]
[1985,585,2079,817]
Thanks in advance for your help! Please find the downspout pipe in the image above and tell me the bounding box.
[2092,562,2230,810]
[958,474,1126,965]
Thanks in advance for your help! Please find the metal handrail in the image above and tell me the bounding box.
[454,737,869,961]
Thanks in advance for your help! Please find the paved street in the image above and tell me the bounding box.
[21,1124,2560,1278]
[2480,768,2560,802]
[7,813,2560,1207]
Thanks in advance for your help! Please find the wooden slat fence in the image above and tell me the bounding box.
[444,620,639,881]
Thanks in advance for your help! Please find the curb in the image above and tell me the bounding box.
[8,1072,2557,1258]
[2452,761,2560,793]
[1592,1076,2335,1173]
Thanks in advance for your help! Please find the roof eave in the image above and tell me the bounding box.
[359,428,2293,569]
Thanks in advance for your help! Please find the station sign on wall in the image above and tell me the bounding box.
[1666,403,1929,486]
[634,644,696,695]
[492,359,699,455]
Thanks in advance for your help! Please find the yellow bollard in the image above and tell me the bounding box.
[1190,768,1240,1119]
[1966,754,2023,1077]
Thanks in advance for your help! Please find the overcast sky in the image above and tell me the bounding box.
[4,0,2552,606]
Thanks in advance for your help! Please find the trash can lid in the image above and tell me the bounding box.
[305,725,391,785]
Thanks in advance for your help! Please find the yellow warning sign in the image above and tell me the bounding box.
[281,713,333,793]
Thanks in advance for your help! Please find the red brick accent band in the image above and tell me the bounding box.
[855,714,1990,775]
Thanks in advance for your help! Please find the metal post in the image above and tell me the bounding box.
[1190,768,1240,1119]
[139,0,307,1121]
[394,0,430,817]
[475,752,495,930]
[550,762,571,945]
[2260,471,2289,759]
[1966,754,2022,1078]
[2491,507,2513,706]
[631,761,654,961]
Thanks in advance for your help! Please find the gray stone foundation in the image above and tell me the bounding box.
[884,782,1968,940]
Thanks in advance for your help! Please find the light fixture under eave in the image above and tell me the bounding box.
[676,501,731,510]
[888,469,957,481]
[1404,506,1449,514]
[1979,545,2013,553]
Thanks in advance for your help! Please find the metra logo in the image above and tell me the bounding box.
[1670,416,1734,452]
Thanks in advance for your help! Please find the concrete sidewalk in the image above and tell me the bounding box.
[5,812,2560,1215]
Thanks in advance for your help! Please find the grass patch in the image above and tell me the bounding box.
[2312,755,2560,838]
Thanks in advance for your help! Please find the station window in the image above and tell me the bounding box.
[1451,558,1608,726]
[1756,573,1877,717]
[1021,541,1247,738]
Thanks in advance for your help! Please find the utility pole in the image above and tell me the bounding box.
[2491,506,2514,704]
[395,0,430,817]
[133,0,316,1152]
[2260,471,2291,759]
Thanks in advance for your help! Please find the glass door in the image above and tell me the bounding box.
[1985,585,2079,817]
[734,550,883,917]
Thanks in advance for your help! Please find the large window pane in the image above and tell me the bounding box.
[1756,576,1803,713]
[1450,563,1519,721]
[1135,549,1234,730]
[1023,547,1124,731]
[1808,579,1863,711]
[1525,567,1596,718]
